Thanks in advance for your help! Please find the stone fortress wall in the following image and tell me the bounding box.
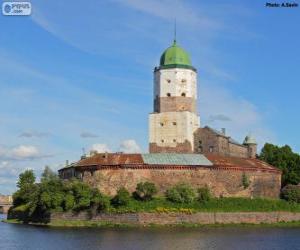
[78,165,281,199]
[194,126,257,158]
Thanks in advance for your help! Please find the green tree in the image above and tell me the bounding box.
[17,169,35,189]
[197,187,211,203]
[63,193,75,211]
[13,170,37,207]
[71,180,93,211]
[41,166,58,182]
[281,185,300,203]
[166,184,196,204]
[259,143,300,186]
[133,182,157,201]
[90,189,110,212]
[111,187,130,207]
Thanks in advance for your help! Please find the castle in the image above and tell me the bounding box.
[59,40,281,199]
[149,40,257,158]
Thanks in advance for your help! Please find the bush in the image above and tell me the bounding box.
[242,173,250,189]
[165,184,196,204]
[111,187,131,207]
[133,182,157,201]
[91,189,110,212]
[197,187,211,203]
[281,185,300,203]
[63,194,75,211]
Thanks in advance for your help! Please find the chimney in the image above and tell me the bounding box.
[65,160,69,166]
[221,128,226,135]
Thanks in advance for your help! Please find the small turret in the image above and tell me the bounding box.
[243,134,257,159]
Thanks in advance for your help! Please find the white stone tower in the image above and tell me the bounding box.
[149,40,200,153]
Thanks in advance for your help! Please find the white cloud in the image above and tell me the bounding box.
[80,132,99,138]
[90,144,111,153]
[200,83,276,149]
[119,139,141,153]
[19,131,50,138]
[0,145,52,161]
[11,145,39,159]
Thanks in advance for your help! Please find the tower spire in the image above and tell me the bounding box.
[174,18,177,45]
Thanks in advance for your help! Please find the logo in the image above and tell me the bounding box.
[2,2,31,16]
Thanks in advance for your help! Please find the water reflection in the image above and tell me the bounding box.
[1,214,300,250]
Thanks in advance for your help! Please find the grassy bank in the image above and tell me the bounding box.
[106,197,300,213]
[4,218,300,229]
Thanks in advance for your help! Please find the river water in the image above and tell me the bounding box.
[1,214,300,250]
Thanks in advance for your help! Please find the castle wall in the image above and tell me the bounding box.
[194,127,250,158]
[229,143,248,158]
[79,166,281,199]
[154,96,196,113]
[149,111,199,152]
[50,211,300,226]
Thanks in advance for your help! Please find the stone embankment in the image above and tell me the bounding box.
[51,211,300,225]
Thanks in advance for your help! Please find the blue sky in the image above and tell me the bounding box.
[0,0,299,194]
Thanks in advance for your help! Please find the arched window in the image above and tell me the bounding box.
[160,122,164,127]
[181,93,186,97]
[161,139,165,143]
[167,93,171,97]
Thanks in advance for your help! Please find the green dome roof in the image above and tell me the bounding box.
[159,40,194,70]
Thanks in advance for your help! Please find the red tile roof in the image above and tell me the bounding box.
[65,153,280,173]
[75,153,143,166]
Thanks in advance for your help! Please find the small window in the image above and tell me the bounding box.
[173,139,176,142]
[172,122,177,125]
[161,139,165,143]
[209,146,214,153]
[167,93,171,97]
[181,79,187,83]
[181,93,186,97]
[166,79,171,83]
[199,140,202,145]
[160,122,164,127]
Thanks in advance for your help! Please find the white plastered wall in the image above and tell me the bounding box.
[149,111,200,149]
[154,68,197,99]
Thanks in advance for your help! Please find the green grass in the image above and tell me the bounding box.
[106,197,300,213]
[4,218,300,228]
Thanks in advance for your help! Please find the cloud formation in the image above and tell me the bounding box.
[90,144,111,153]
[19,131,50,138]
[80,132,99,138]
[119,139,141,153]
[207,114,232,123]
[0,145,52,161]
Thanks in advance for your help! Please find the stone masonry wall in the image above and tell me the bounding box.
[154,96,196,113]
[149,141,193,153]
[194,127,250,158]
[81,167,281,199]
[51,211,300,225]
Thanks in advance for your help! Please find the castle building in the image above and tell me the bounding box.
[149,40,200,153]
[149,40,257,159]
[58,39,281,199]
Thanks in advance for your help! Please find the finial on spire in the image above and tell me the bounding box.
[173,18,177,45]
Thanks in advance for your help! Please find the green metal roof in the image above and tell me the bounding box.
[141,153,213,166]
[159,40,193,69]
